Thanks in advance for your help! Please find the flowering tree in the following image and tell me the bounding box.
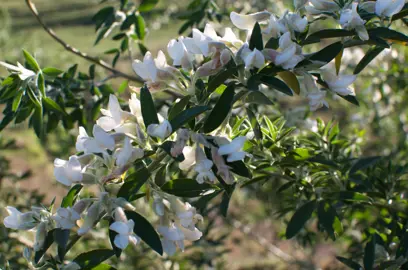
[1,0,408,269]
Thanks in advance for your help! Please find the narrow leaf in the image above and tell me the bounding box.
[286,200,316,239]
[140,85,159,127]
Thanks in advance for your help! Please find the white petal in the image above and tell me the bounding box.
[110,221,129,234]
[93,125,115,150]
[54,166,72,186]
[162,239,177,256]
[114,234,129,249]
[179,146,196,170]
[230,11,270,30]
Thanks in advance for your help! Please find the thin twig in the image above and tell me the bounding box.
[25,0,144,84]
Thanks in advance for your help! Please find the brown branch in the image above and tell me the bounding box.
[25,0,144,84]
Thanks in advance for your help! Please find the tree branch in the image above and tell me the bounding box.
[25,0,144,84]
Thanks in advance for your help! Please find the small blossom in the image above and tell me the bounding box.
[61,262,81,270]
[167,37,194,70]
[157,224,185,256]
[96,94,132,132]
[54,155,83,186]
[114,137,144,168]
[220,28,244,49]
[182,24,225,57]
[129,93,142,120]
[3,206,39,230]
[153,194,165,216]
[77,202,101,235]
[321,69,356,96]
[304,73,329,111]
[211,146,234,184]
[376,0,405,17]
[283,12,308,33]
[218,136,247,162]
[76,125,115,154]
[110,220,139,250]
[263,14,285,37]
[147,120,172,140]
[339,3,369,41]
[240,45,265,70]
[171,129,190,157]
[53,207,81,229]
[0,61,36,81]
[274,32,304,70]
[195,147,216,184]
[229,11,270,30]
[179,146,196,170]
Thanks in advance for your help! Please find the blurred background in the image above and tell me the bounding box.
[0,0,407,269]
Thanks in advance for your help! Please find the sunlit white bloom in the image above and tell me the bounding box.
[114,137,144,168]
[304,73,329,111]
[284,12,308,33]
[167,37,194,70]
[171,129,190,157]
[220,28,244,49]
[195,147,216,183]
[196,49,231,77]
[218,136,247,162]
[158,224,185,256]
[305,0,340,15]
[76,125,115,154]
[183,24,225,57]
[263,14,285,37]
[33,222,47,252]
[129,93,142,119]
[54,155,83,186]
[3,206,39,230]
[211,146,234,184]
[169,198,203,229]
[375,0,405,17]
[77,202,101,235]
[96,94,134,132]
[110,219,139,249]
[0,61,36,81]
[339,3,369,41]
[147,120,172,140]
[53,207,81,229]
[179,146,196,170]
[321,69,356,96]
[230,11,270,30]
[274,32,304,69]
[240,45,265,70]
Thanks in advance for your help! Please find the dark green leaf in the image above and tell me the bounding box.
[12,91,23,112]
[249,22,263,50]
[265,37,279,49]
[140,85,159,127]
[92,7,115,31]
[120,14,136,30]
[260,76,293,96]
[203,84,235,133]
[368,27,408,44]
[43,97,65,114]
[170,106,209,132]
[161,178,216,197]
[91,264,117,270]
[364,235,376,270]
[73,249,115,269]
[193,190,222,211]
[61,184,83,208]
[55,229,70,261]
[206,67,238,94]
[22,50,40,72]
[286,200,316,239]
[168,96,190,120]
[31,106,43,138]
[226,159,252,178]
[354,47,385,74]
[350,156,381,175]
[336,256,362,270]
[317,201,342,241]
[246,108,262,140]
[338,94,359,106]
[245,91,274,105]
[117,167,150,201]
[125,210,163,255]
[37,72,45,96]
[138,0,159,12]
[309,41,343,64]
[154,165,167,186]
[220,190,232,217]
[304,29,355,44]
[332,191,372,202]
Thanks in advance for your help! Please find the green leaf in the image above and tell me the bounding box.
[309,41,344,64]
[349,156,381,175]
[73,249,115,269]
[220,190,232,217]
[277,71,300,95]
[246,108,262,140]
[34,229,56,263]
[364,235,376,270]
[336,256,362,270]
[55,229,70,261]
[245,91,274,105]
[286,200,316,239]
[338,94,359,106]
[61,184,83,208]
[317,201,342,241]
[22,50,40,72]
[168,95,191,120]
[170,106,209,132]
[333,191,372,202]
[31,106,43,138]
[227,160,251,178]
[140,85,159,127]
[304,29,355,44]
[125,210,163,255]
[135,15,146,40]
[161,178,216,197]
[203,83,235,133]
[91,264,117,270]
[206,67,238,94]
[260,76,293,96]
[138,0,159,12]
[368,27,408,44]
[117,167,150,201]
[249,22,263,50]
[120,14,136,30]
[354,47,385,74]
[42,67,63,77]
[154,165,167,186]
[37,72,45,96]
[265,37,279,49]
[26,86,42,108]
[193,190,222,211]
[92,6,115,31]
[12,91,23,112]
[43,97,65,114]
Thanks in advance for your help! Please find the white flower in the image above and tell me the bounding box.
[157,224,185,256]
[76,125,115,154]
[220,28,244,49]
[229,11,270,30]
[339,3,369,41]
[284,12,308,33]
[132,51,160,83]
[129,93,142,119]
[263,14,285,37]
[305,0,340,15]
[194,147,216,184]
[54,155,83,186]
[304,73,329,111]
[0,61,36,81]
[33,222,47,252]
[3,206,38,230]
[240,45,265,70]
[294,0,309,10]
[77,202,101,235]
[109,220,139,250]
[167,37,194,70]
[52,207,81,229]
[321,69,356,96]
[171,129,190,157]
[114,137,144,168]
[211,146,234,184]
[179,146,196,170]
[147,120,172,140]
[274,32,304,70]
[96,94,133,132]
[376,0,405,17]
[182,24,225,57]
[196,49,231,77]
[218,136,247,162]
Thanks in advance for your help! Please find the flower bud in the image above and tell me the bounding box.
[114,198,136,211]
